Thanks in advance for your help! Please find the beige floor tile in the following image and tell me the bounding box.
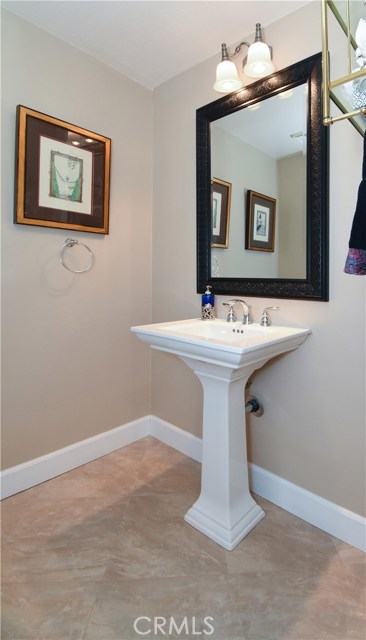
[1,579,100,639]
[2,531,112,583]
[84,570,243,640]
[333,538,366,583]
[133,453,201,495]
[1,437,364,640]
[111,514,227,579]
[226,496,341,579]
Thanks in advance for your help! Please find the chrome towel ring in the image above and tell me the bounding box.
[59,238,94,273]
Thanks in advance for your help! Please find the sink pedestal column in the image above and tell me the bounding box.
[182,358,265,551]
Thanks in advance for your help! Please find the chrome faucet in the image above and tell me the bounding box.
[223,299,252,325]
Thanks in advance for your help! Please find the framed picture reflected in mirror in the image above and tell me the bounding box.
[246,190,276,252]
[211,177,231,248]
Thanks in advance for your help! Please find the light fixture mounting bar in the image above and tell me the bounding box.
[231,41,251,58]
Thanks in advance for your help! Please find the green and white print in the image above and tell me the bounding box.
[38,136,93,215]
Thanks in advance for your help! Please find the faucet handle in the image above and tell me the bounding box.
[260,306,279,327]
[223,302,235,323]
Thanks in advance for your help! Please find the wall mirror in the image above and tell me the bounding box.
[197,53,329,300]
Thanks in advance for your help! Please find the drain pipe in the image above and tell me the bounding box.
[245,395,264,417]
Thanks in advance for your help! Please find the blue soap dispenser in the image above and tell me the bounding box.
[201,285,215,320]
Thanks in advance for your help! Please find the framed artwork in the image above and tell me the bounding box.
[15,105,111,234]
[211,178,231,248]
[246,190,276,252]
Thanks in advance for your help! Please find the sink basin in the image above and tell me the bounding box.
[131,318,311,368]
[131,317,311,550]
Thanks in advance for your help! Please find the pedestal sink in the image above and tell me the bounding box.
[131,318,311,550]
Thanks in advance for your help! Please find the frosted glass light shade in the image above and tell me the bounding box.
[244,41,275,78]
[213,59,242,93]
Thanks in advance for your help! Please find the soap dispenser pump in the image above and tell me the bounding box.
[201,285,215,320]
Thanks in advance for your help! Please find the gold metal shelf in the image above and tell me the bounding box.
[321,0,366,135]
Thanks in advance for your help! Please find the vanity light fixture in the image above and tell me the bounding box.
[213,23,275,93]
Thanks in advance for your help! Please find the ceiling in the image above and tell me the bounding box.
[215,84,307,158]
[2,0,309,90]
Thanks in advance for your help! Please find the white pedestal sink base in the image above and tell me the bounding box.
[185,500,264,551]
[180,356,267,551]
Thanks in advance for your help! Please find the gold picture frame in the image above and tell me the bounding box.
[15,105,111,234]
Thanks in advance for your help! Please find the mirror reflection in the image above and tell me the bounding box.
[211,84,307,279]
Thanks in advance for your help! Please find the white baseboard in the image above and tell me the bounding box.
[248,463,366,553]
[149,415,202,462]
[0,417,150,500]
[1,415,364,552]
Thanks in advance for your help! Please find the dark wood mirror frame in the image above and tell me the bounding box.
[196,53,329,301]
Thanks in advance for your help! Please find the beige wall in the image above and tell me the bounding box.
[152,1,365,516]
[1,3,365,518]
[278,153,306,278]
[1,10,153,467]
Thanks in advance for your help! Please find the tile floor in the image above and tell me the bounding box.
[1,436,365,640]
